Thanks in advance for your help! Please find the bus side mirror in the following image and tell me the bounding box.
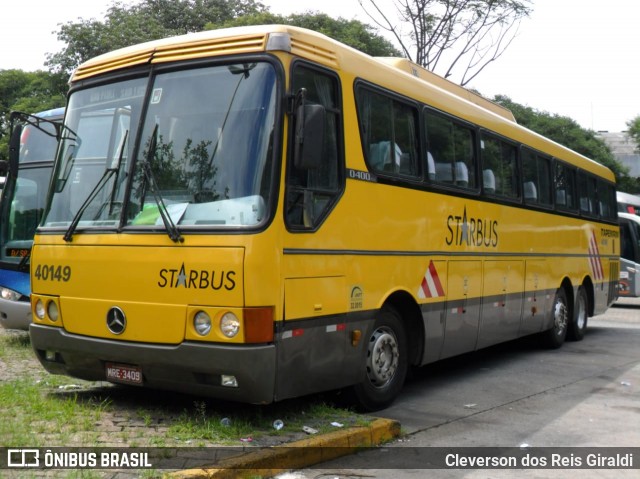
[0,160,8,176]
[294,103,325,170]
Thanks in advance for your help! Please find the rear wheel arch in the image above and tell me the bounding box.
[560,277,574,316]
[350,291,423,411]
[581,276,595,317]
[383,290,424,367]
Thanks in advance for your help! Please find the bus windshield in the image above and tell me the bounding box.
[43,62,277,232]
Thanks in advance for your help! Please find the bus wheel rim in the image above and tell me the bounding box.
[554,296,568,335]
[576,294,587,329]
[366,326,399,388]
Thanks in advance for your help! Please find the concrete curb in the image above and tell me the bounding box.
[167,417,401,479]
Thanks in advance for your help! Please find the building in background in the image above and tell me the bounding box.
[597,131,640,178]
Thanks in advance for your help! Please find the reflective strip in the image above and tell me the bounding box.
[588,231,604,281]
[326,324,346,333]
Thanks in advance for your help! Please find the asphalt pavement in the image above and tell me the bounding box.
[272,297,640,479]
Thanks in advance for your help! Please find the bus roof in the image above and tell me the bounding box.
[374,57,517,123]
[34,107,65,119]
[71,24,615,183]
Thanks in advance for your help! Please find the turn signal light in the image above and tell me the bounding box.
[244,307,274,343]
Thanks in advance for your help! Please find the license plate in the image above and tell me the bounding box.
[105,363,143,385]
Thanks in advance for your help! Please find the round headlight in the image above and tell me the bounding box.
[47,301,59,322]
[35,299,46,320]
[0,287,22,302]
[194,311,211,336]
[220,312,240,338]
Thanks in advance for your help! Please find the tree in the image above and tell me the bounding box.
[627,116,640,153]
[47,0,400,76]
[359,0,532,86]
[494,95,637,192]
[46,0,268,75]
[0,69,67,160]
[219,11,401,57]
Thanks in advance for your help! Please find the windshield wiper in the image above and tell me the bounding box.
[62,130,128,242]
[63,171,116,242]
[140,124,184,243]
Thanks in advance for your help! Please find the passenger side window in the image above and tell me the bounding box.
[578,172,597,216]
[521,148,552,206]
[597,181,616,220]
[480,133,518,198]
[425,111,477,189]
[356,87,419,177]
[286,64,343,229]
[554,162,577,211]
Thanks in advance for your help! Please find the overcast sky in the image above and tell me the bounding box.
[2,0,638,132]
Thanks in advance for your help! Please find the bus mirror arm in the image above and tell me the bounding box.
[7,113,71,179]
[7,123,23,177]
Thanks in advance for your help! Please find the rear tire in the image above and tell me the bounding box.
[351,306,408,411]
[540,288,569,349]
[567,286,588,341]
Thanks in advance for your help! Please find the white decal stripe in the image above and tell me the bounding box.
[425,271,440,298]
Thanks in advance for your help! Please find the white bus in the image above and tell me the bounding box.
[617,191,640,215]
[619,212,640,297]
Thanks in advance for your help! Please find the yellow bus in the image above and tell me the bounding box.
[28,25,619,410]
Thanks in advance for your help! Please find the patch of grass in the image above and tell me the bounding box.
[0,330,33,360]
[169,400,258,445]
[0,330,372,451]
[167,398,369,446]
[0,377,112,447]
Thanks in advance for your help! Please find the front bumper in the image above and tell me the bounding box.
[29,323,277,404]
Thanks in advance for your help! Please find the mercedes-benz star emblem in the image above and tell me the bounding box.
[106,307,126,335]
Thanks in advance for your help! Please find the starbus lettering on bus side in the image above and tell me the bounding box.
[445,206,498,248]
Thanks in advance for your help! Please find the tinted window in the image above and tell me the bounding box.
[521,148,552,206]
[578,172,597,216]
[426,111,477,189]
[597,181,616,220]
[481,133,518,198]
[555,162,577,210]
[286,64,343,229]
[357,87,419,178]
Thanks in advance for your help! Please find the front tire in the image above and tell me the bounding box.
[567,286,588,341]
[541,288,569,349]
[352,306,408,411]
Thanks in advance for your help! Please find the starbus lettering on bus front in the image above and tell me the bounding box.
[158,262,236,290]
